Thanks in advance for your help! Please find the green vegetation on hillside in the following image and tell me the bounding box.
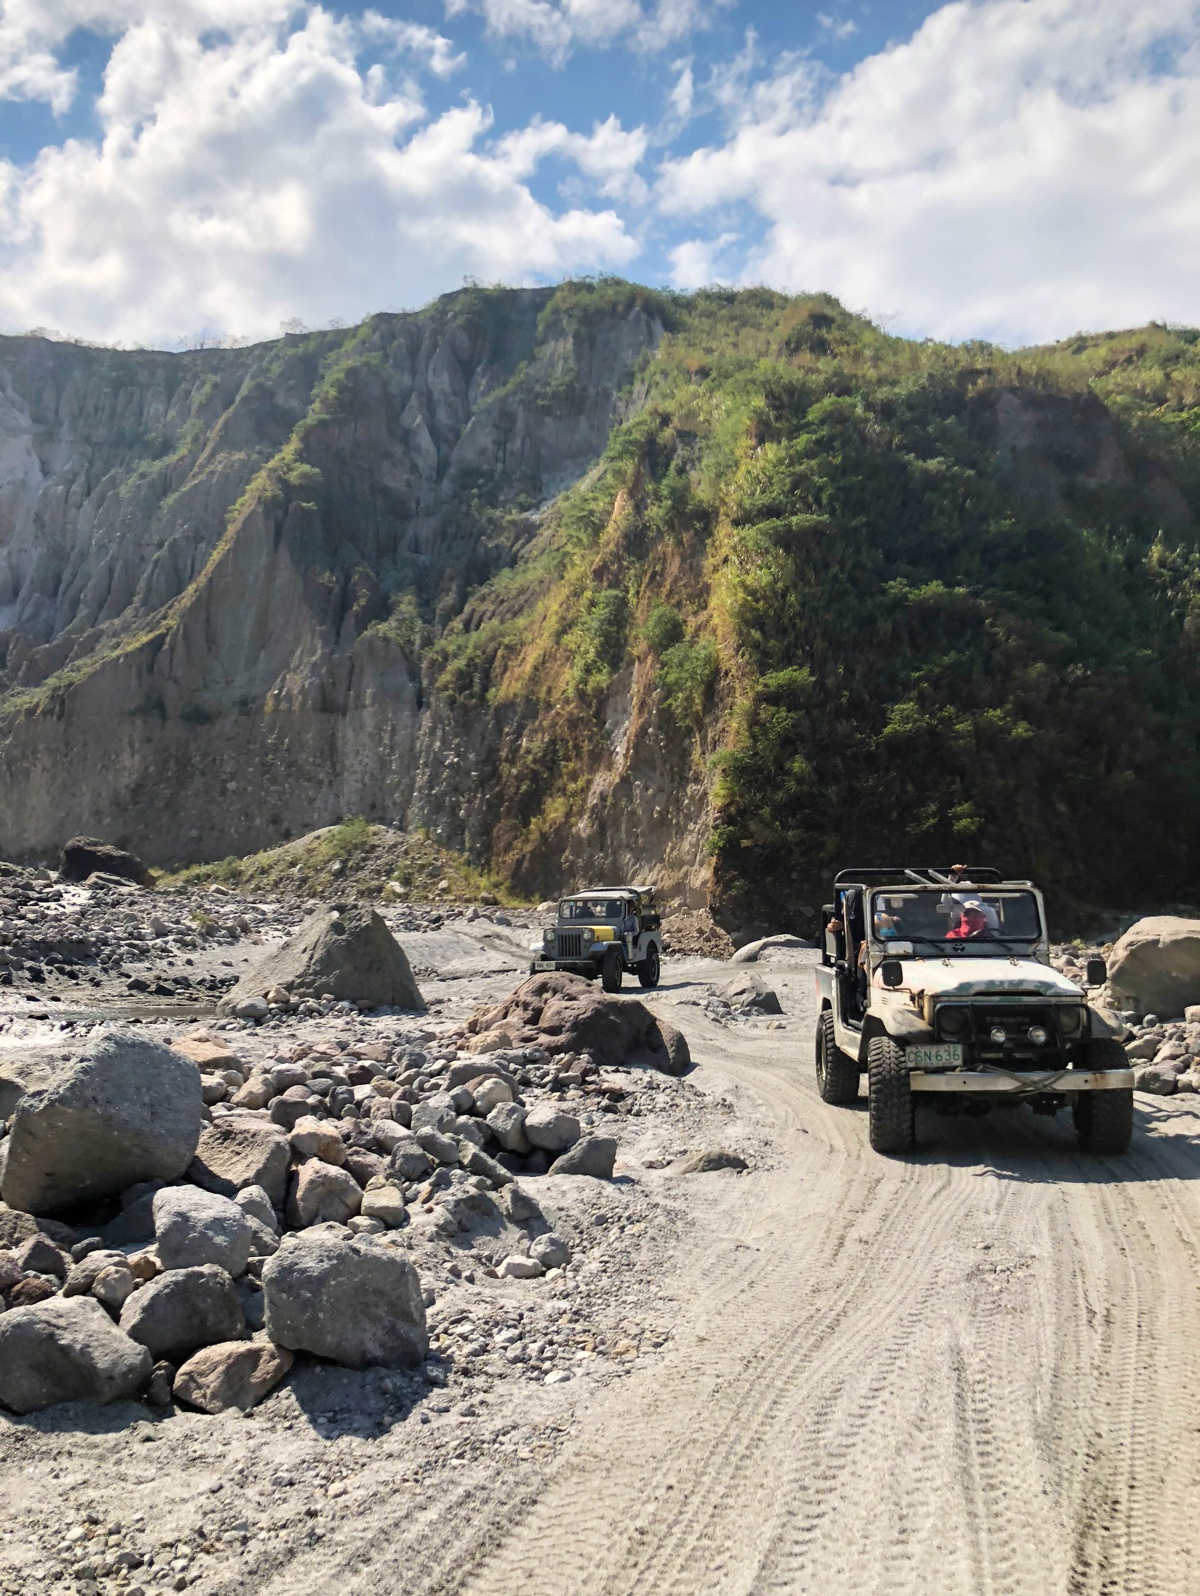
[432,285,1200,922]
[164,821,516,904]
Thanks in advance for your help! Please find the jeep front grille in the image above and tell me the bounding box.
[556,932,583,959]
[936,1002,1070,1066]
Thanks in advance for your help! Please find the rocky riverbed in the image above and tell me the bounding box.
[0,865,764,1596]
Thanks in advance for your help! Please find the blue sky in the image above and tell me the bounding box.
[0,0,1197,348]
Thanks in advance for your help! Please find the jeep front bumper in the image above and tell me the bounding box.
[909,1068,1134,1094]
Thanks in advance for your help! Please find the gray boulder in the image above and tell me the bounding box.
[0,1044,72,1119]
[717,972,783,1014]
[62,1249,130,1297]
[1105,917,1200,1016]
[486,1102,531,1154]
[119,1264,245,1359]
[458,1142,513,1185]
[219,905,425,1013]
[549,1136,617,1179]
[730,934,812,964]
[530,1232,572,1269]
[234,1185,280,1232]
[1,1031,202,1215]
[410,1093,457,1134]
[186,1118,291,1210]
[153,1187,254,1277]
[387,1138,434,1183]
[286,1161,362,1227]
[671,1149,749,1173]
[261,1233,428,1368]
[415,1128,460,1166]
[1135,1064,1179,1096]
[524,1104,580,1153]
[0,1296,151,1414]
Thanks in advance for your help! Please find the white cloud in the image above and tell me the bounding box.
[0,4,639,345]
[816,12,857,43]
[359,11,466,79]
[497,114,649,200]
[444,0,725,67]
[658,0,1200,344]
[667,230,736,287]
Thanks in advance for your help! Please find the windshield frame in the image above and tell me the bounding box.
[558,896,629,923]
[865,885,1046,949]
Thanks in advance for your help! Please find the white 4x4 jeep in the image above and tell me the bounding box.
[815,867,1133,1155]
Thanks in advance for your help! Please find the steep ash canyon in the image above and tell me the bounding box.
[1,282,1198,927]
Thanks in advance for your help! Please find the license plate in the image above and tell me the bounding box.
[533,960,558,971]
[907,1043,963,1069]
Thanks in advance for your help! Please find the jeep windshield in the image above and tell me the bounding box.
[559,898,625,922]
[868,888,1043,947]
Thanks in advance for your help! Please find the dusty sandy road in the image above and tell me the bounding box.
[423,952,1200,1596]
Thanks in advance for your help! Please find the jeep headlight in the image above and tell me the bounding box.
[1059,1007,1083,1037]
[937,1007,969,1040]
[582,927,594,945]
[542,928,555,947]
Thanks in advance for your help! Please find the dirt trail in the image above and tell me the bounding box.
[429,955,1200,1596]
[7,949,1200,1596]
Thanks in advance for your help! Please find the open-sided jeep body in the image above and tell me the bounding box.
[529,887,663,992]
[814,867,1134,1155]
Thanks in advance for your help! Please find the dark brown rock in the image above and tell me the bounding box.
[7,1276,58,1307]
[58,838,153,887]
[186,1118,290,1210]
[469,974,691,1075]
[172,1340,293,1414]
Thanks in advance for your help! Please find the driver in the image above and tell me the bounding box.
[941,867,1000,932]
[945,901,991,940]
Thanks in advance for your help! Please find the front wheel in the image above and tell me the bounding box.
[867,1034,915,1154]
[816,1011,859,1105]
[1074,1038,1134,1153]
[637,944,661,989]
[600,948,623,993]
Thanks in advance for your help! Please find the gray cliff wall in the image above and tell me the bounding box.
[0,289,667,872]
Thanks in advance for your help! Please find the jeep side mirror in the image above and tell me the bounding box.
[880,958,903,988]
[1086,957,1107,986]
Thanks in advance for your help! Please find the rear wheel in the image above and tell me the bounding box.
[815,1011,859,1105]
[1073,1038,1134,1153]
[600,948,623,993]
[637,944,661,989]
[868,1034,915,1154]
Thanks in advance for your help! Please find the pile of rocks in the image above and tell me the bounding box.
[0,960,690,1416]
[1121,1008,1200,1095]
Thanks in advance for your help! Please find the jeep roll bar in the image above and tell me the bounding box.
[832,866,1005,888]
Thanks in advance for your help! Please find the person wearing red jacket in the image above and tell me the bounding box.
[946,903,990,940]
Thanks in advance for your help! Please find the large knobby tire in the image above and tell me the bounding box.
[1073,1037,1134,1154]
[638,944,661,989]
[868,1033,916,1154]
[600,948,623,993]
[815,1011,860,1105]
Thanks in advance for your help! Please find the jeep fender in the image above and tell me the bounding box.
[873,1006,934,1047]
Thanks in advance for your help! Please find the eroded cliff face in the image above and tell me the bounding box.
[3,287,1199,923]
[0,286,670,876]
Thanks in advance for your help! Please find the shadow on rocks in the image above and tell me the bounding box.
[282,1356,445,1441]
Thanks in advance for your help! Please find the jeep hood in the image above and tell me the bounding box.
[885,958,1081,1000]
